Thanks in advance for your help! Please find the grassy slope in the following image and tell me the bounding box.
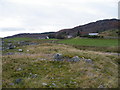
[99,29,119,37]
[2,43,119,88]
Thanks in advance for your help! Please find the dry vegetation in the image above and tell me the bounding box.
[2,43,119,88]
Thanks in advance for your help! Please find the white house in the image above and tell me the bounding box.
[67,35,73,38]
[88,33,98,36]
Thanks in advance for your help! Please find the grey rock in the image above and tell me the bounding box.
[69,56,80,62]
[31,74,37,78]
[52,83,57,86]
[42,83,47,86]
[16,68,22,71]
[18,49,23,52]
[84,59,93,63]
[98,85,104,88]
[9,45,15,49]
[15,79,22,84]
[8,43,12,46]
[5,52,14,55]
[27,50,29,52]
[9,83,14,86]
[53,53,63,61]
[29,43,37,45]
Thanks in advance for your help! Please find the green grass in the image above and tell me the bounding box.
[58,38,118,47]
[4,37,58,42]
[4,37,35,41]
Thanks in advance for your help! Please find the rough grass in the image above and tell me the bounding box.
[99,29,119,37]
[2,43,119,88]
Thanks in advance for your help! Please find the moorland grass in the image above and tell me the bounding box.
[2,43,119,88]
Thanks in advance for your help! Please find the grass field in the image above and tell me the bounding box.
[4,37,58,42]
[58,38,118,47]
[2,43,119,88]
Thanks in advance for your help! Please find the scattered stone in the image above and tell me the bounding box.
[84,59,93,64]
[27,50,29,52]
[98,85,104,88]
[9,83,14,86]
[16,68,22,71]
[53,53,63,61]
[8,43,12,46]
[29,43,37,45]
[52,83,57,86]
[42,83,47,86]
[29,73,32,75]
[18,49,23,52]
[31,74,37,78]
[69,56,80,62]
[5,52,14,55]
[15,79,22,84]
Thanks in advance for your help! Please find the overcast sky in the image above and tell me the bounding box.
[0,0,119,37]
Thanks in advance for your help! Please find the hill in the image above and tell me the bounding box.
[3,19,120,39]
[55,19,120,38]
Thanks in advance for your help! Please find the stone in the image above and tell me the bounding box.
[42,83,47,86]
[69,56,80,62]
[9,83,14,86]
[16,68,22,71]
[31,74,37,78]
[52,83,57,86]
[53,53,63,61]
[8,43,12,46]
[18,49,23,52]
[98,85,104,88]
[15,79,22,84]
[5,52,14,55]
[84,59,93,63]
[27,50,29,52]
[9,45,15,49]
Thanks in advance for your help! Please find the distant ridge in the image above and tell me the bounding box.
[4,19,120,39]
[55,19,120,37]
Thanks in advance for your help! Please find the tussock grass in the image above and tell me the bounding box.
[2,43,119,88]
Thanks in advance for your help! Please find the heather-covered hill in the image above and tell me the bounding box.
[4,19,120,39]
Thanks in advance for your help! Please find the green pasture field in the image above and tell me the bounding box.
[4,37,57,41]
[58,38,118,47]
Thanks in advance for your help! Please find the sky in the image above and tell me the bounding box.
[0,0,119,37]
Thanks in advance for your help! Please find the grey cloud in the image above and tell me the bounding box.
[0,27,25,31]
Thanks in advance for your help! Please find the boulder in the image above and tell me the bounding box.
[53,53,63,61]
[69,56,80,62]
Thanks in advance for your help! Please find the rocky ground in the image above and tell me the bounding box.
[2,39,119,88]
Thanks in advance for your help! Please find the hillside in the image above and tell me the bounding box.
[4,19,120,39]
[55,19,120,37]
[98,29,119,38]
